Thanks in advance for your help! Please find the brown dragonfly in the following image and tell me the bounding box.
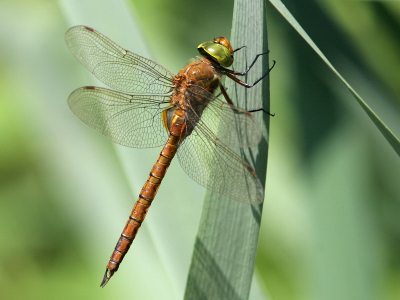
[65,25,273,287]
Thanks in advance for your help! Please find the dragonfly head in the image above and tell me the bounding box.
[198,37,234,68]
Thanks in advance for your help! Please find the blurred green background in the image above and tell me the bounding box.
[1,0,400,299]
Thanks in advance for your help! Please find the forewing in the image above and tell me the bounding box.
[65,26,174,94]
[68,86,170,148]
[177,107,264,204]
[187,85,262,148]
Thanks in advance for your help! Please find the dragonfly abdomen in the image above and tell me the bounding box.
[101,109,186,287]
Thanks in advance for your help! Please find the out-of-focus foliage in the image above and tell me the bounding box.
[0,0,399,299]
[258,1,400,300]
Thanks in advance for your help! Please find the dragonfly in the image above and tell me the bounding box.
[65,25,274,287]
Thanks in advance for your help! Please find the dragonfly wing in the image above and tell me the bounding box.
[68,86,170,148]
[187,85,262,148]
[65,26,174,95]
[177,107,264,204]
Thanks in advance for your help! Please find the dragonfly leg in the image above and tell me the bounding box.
[248,107,275,116]
[229,51,270,76]
[224,60,276,88]
[218,83,233,105]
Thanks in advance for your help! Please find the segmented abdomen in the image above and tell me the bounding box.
[101,109,186,287]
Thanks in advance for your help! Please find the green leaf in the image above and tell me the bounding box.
[184,1,270,299]
[269,0,400,157]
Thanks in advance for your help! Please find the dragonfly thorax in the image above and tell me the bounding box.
[166,58,223,139]
[171,58,221,109]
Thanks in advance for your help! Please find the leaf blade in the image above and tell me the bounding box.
[269,0,400,157]
[184,0,270,299]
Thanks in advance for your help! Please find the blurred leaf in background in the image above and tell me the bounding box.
[0,0,400,299]
[259,1,400,300]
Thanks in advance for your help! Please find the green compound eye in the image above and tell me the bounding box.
[198,41,234,67]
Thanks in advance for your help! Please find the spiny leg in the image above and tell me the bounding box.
[227,51,270,76]
[218,84,233,105]
[248,108,275,116]
[225,60,276,88]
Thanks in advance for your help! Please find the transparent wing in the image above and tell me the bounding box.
[177,105,264,204]
[68,86,170,148]
[65,25,174,94]
[187,85,262,148]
